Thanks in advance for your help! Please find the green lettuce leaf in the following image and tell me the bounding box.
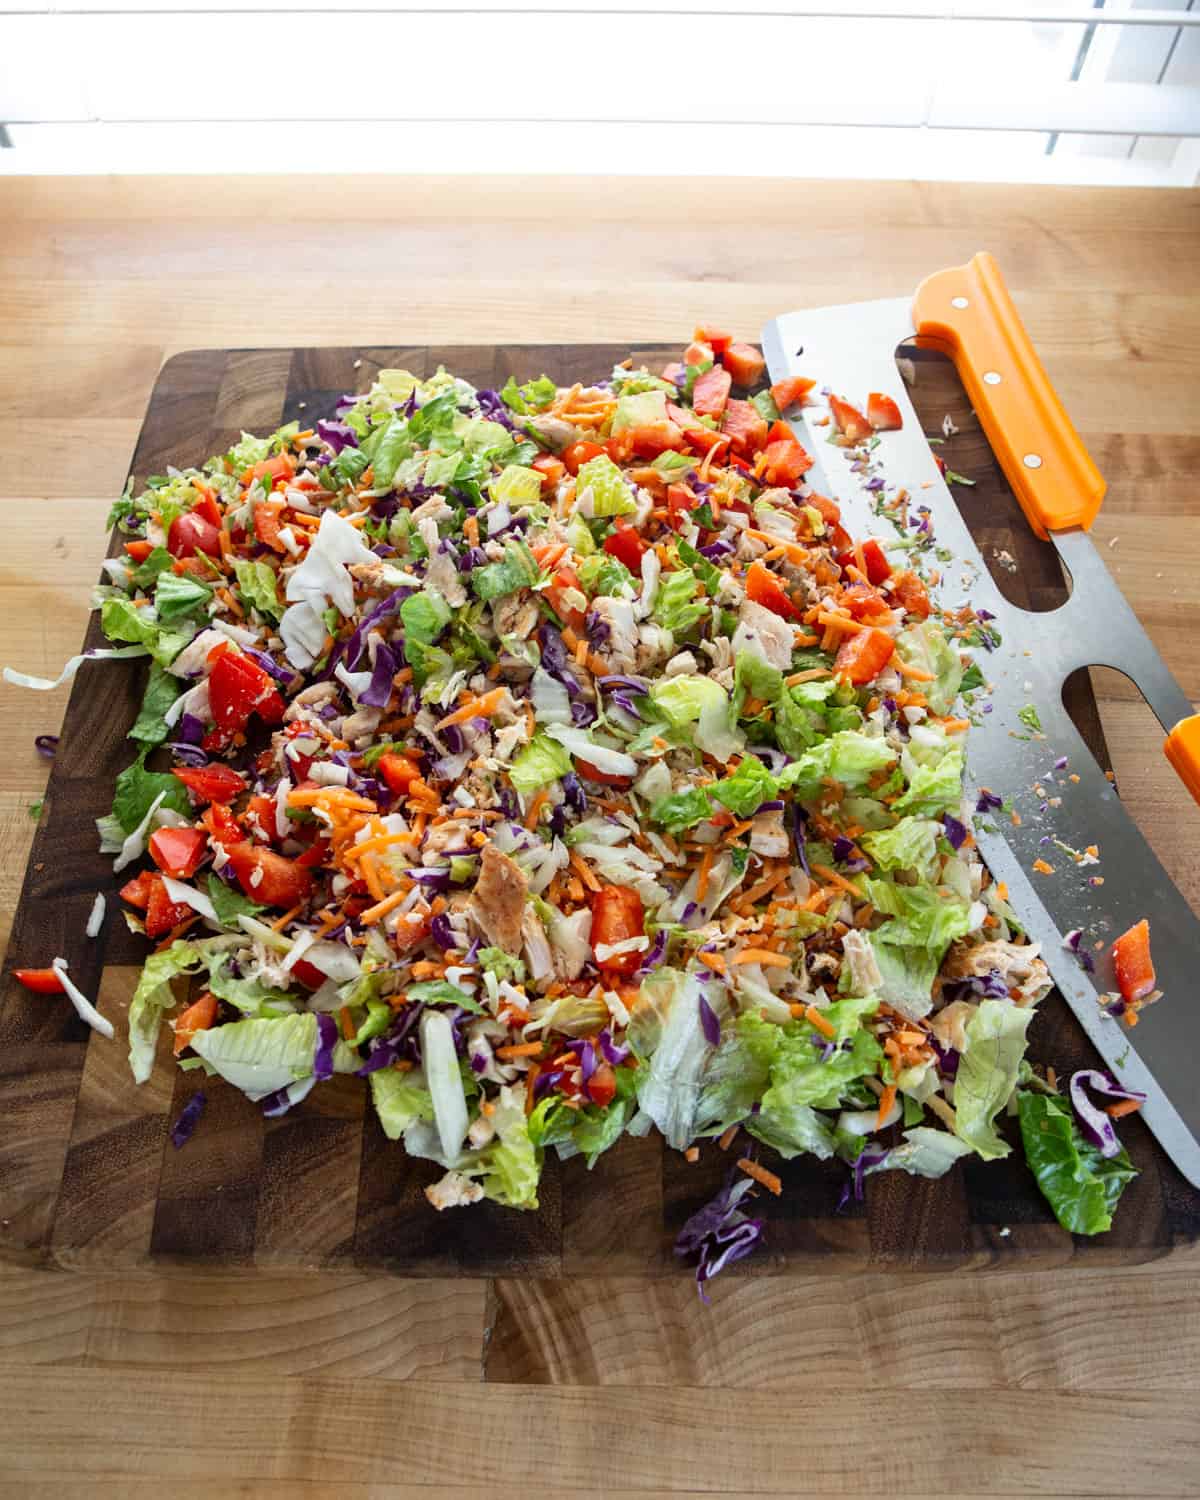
[1017,1090,1137,1234]
[710,755,777,819]
[232,559,283,621]
[896,621,963,716]
[471,538,542,602]
[370,1067,434,1140]
[866,877,972,952]
[206,955,294,1016]
[500,374,557,414]
[576,454,636,518]
[489,464,543,510]
[892,747,965,817]
[100,596,194,667]
[509,732,572,794]
[205,874,265,927]
[867,935,941,1018]
[479,1085,541,1209]
[650,674,726,729]
[128,661,182,747]
[612,389,669,432]
[153,572,213,622]
[777,729,897,797]
[860,815,941,876]
[578,553,635,597]
[189,1012,318,1100]
[872,1126,973,1179]
[651,786,714,836]
[128,546,174,588]
[128,940,206,1083]
[400,589,452,655]
[953,999,1033,1159]
[652,567,708,633]
[111,751,193,835]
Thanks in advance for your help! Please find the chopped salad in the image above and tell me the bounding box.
[9,329,1152,1283]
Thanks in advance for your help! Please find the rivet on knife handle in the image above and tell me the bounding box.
[1165,714,1200,808]
[911,251,1105,540]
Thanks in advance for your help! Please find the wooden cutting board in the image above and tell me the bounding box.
[2,343,1197,1276]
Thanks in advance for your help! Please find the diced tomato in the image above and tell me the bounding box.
[167,510,222,559]
[691,366,732,419]
[200,801,244,847]
[834,627,895,684]
[531,453,566,491]
[591,885,645,976]
[684,341,713,367]
[546,563,587,631]
[693,325,731,357]
[722,341,766,387]
[841,584,893,623]
[625,422,686,460]
[207,651,286,744]
[829,395,873,444]
[254,499,287,553]
[680,424,729,458]
[294,838,329,870]
[890,570,931,619]
[1112,919,1156,1004]
[224,842,314,909]
[173,991,218,1055]
[240,453,295,488]
[245,793,279,843]
[867,392,903,432]
[760,438,814,488]
[667,483,699,529]
[721,399,769,457]
[120,870,156,910]
[745,559,802,622]
[770,376,816,411]
[148,826,208,880]
[378,752,422,795]
[585,1062,618,1108]
[123,539,154,563]
[575,758,633,789]
[13,967,65,995]
[562,440,606,477]
[603,519,646,572]
[291,957,328,990]
[145,875,194,939]
[173,764,247,805]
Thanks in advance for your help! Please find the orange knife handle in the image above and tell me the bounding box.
[911,252,1105,540]
[1165,714,1200,807]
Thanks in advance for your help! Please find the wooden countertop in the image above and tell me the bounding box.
[1,175,1197,1497]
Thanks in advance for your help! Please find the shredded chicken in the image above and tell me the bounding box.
[424,1170,485,1211]
[469,843,529,955]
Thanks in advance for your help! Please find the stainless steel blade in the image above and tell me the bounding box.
[763,296,1200,1187]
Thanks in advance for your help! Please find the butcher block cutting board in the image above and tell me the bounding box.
[3,343,1198,1277]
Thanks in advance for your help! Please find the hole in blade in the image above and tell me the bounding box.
[895,342,1071,614]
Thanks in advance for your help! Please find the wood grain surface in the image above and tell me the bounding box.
[0,174,1197,1496]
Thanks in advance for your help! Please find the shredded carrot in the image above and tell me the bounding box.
[786,668,831,685]
[737,1157,783,1196]
[718,1124,740,1151]
[360,852,386,903]
[732,949,791,968]
[289,787,377,812]
[815,612,865,635]
[569,849,600,893]
[894,657,935,682]
[437,687,506,730]
[684,1146,700,1164]
[525,790,549,830]
[463,514,480,547]
[875,1084,898,1130]
[695,845,714,904]
[1032,858,1055,876]
[358,888,409,924]
[408,960,447,979]
[496,1040,545,1060]
[804,1004,836,1040]
[744,529,808,564]
[338,1005,356,1042]
[1105,1098,1143,1119]
[269,903,303,932]
[809,862,864,898]
[699,951,726,975]
[941,718,970,734]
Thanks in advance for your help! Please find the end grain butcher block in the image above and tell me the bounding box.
[2,343,1197,1277]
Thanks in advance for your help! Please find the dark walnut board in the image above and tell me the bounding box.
[3,342,1197,1278]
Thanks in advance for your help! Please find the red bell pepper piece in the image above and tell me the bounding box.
[119,870,156,909]
[378,752,422,795]
[531,453,566,490]
[693,325,731,357]
[546,563,587,631]
[684,340,713,367]
[667,483,699,529]
[745,560,802,621]
[224,842,314,909]
[124,539,154,563]
[562,440,606,477]
[145,875,194,939]
[207,651,286,744]
[890,570,931,619]
[829,395,873,444]
[603,520,646,572]
[575,758,634,789]
[173,764,247,805]
[173,991,218,1055]
[148,825,208,880]
[721,399,769,457]
[770,376,816,411]
[13,967,66,995]
[760,438,814,488]
[867,392,903,431]
[690,366,732,419]
[834,627,896,684]
[1112,919,1155,1004]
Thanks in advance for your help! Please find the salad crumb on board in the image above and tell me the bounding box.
[7,330,1158,1284]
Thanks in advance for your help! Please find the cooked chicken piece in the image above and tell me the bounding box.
[732,598,794,671]
[941,938,1053,1006]
[930,998,978,1053]
[524,414,576,452]
[468,843,529,956]
[425,1170,485,1210]
[749,807,789,860]
[840,929,883,999]
[521,907,555,984]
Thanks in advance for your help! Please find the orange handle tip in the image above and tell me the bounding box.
[1164,713,1200,808]
[912,252,1105,540]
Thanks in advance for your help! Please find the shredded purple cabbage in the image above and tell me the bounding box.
[316,418,358,453]
[674,1172,765,1300]
[170,1090,206,1149]
[598,1028,631,1066]
[942,968,1009,1002]
[430,912,457,950]
[1068,1070,1146,1158]
[942,813,968,850]
[791,803,810,875]
[698,992,722,1047]
[242,646,294,684]
[475,388,517,431]
[636,927,669,976]
[34,733,58,759]
[975,789,1003,814]
[360,640,400,709]
[314,1012,338,1081]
